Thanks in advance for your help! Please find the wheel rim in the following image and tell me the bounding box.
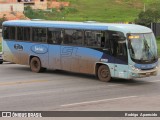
[100,68,108,78]
[30,57,41,72]
[98,65,111,82]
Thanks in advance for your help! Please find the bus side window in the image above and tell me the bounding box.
[85,31,104,48]
[109,31,128,61]
[3,26,9,39]
[3,26,15,40]
[10,27,16,40]
[24,27,30,41]
[16,27,30,41]
[63,29,83,45]
[101,37,105,47]
[17,27,24,40]
[47,28,62,44]
[103,32,111,53]
[32,28,47,43]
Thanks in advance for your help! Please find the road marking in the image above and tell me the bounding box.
[61,96,138,107]
[0,90,57,99]
[0,80,48,86]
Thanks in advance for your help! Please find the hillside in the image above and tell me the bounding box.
[0,12,29,20]
[50,0,158,22]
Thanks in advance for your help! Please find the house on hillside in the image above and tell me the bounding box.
[0,0,47,11]
[0,0,24,12]
[0,0,69,20]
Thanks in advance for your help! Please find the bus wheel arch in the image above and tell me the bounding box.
[96,63,111,82]
[30,56,45,73]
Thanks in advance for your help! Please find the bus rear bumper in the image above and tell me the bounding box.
[129,67,158,78]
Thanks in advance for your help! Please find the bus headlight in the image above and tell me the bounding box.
[130,65,140,72]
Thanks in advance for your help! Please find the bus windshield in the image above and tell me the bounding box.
[128,33,157,63]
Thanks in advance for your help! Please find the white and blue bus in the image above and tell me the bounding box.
[2,20,158,82]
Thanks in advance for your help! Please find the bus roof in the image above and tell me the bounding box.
[3,20,152,33]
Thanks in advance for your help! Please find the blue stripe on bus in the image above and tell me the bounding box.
[101,53,128,65]
[134,62,158,70]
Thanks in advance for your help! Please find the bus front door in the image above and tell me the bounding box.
[113,43,129,79]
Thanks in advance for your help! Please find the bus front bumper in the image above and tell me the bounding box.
[129,67,158,78]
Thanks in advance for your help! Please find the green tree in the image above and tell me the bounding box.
[0,14,6,29]
[135,1,160,27]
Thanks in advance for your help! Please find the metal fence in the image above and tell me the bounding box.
[150,23,160,37]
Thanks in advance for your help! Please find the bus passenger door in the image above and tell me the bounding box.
[113,42,129,79]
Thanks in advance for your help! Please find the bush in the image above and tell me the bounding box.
[135,9,160,27]
[0,14,6,29]
[135,1,160,27]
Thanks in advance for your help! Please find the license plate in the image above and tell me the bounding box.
[146,73,150,76]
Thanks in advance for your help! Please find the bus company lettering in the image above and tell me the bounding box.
[100,59,108,62]
[14,44,23,51]
[31,45,48,54]
[35,46,44,52]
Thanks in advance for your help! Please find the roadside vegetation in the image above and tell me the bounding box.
[24,0,158,22]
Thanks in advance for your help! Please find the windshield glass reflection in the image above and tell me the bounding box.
[128,33,157,63]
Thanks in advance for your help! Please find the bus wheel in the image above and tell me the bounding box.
[97,65,111,82]
[0,61,3,64]
[30,57,42,73]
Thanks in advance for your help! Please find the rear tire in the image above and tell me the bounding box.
[97,65,111,82]
[0,61,3,64]
[30,57,42,73]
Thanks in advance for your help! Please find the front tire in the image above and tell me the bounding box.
[97,65,111,82]
[30,57,42,73]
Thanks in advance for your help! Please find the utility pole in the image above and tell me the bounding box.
[143,3,146,12]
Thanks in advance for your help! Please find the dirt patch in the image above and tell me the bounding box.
[0,12,29,20]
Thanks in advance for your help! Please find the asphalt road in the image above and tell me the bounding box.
[0,62,160,111]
